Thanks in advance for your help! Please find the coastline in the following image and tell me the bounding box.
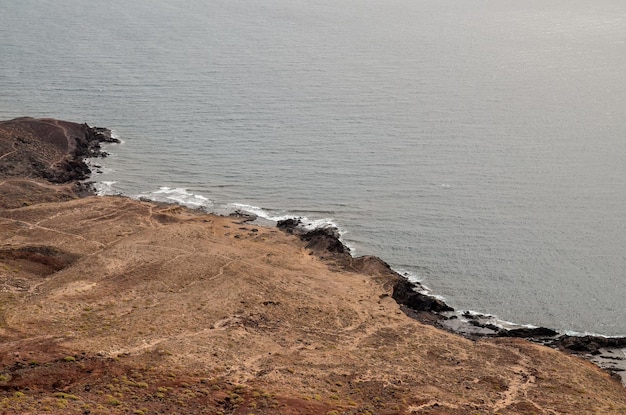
[275,218,626,386]
[2,117,626,413]
[0,117,118,208]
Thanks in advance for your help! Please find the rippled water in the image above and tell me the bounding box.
[1,0,625,335]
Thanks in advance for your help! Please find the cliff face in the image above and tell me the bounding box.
[0,117,117,208]
[1,118,626,414]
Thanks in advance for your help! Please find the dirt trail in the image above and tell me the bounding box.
[0,142,17,161]
[0,196,625,414]
[2,117,626,414]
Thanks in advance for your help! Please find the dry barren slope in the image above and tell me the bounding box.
[1,196,625,414]
[0,117,115,209]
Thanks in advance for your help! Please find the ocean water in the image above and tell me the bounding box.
[1,0,625,335]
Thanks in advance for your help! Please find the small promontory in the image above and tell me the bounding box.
[1,118,625,414]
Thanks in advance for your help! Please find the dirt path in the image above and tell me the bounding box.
[0,178,73,191]
[492,348,535,412]
[1,216,105,248]
[0,145,17,162]
[47,119,74,168]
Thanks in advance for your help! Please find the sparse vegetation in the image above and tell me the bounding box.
[106,395,121,406]
[54,392,78,400]
[1,121,626,415]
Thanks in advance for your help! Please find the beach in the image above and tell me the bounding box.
[1,117,626,414]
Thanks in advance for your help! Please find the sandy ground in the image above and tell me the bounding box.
[1,195,625,414]
[2,117,626,414]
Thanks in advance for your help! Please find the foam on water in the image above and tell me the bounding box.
[85,159,115,176]
[128,187,345,238]
[225,203,293,222]
[94,181,118,196]
[135,187,213,210]
[444,309,548,332]
[3,0,625,336]
[395,269,448,301]
[92,179,624,338]
[563,330,626,339]
[227,202,341,231]
[397,266,569,333]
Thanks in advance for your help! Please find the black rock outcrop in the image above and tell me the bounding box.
[277,217,453,315]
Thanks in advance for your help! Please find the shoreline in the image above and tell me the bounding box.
[275,217,626,386]
[3,117,626,413]
[4,116,624,384]
[0,117,119,208]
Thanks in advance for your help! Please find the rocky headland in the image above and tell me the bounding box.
[0,117,118,209]
[1,117,626,414]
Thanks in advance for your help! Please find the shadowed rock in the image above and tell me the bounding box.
[0,117,119,208]
[277,217,453,314]
[551,335,626,354]
[391,277,454,313]
[498,326,559,338]
[0,117,118,184]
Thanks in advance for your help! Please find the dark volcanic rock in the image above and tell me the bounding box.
[498,326,559,338]
[301,228,347,254]
[229,210,256,223]
[276,218,300,233]
[0,117,119,208]
[277,218,349,255]
[349,255,395,277]
[91,126,119,144]
[0,117,118,185]
[278,218,454,314]
[391,277,454,313]
[278,211,626,387]
[551,335,626,354]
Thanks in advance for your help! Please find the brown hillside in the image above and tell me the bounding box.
[1,196,625,414]
[1,117,626,414]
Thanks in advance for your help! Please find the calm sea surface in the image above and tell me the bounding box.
[1,0,625,335]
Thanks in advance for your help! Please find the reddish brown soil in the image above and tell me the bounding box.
[0,197,625,414]
[2,118,626,414]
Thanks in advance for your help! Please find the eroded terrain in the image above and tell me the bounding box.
[2,117,626,414]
